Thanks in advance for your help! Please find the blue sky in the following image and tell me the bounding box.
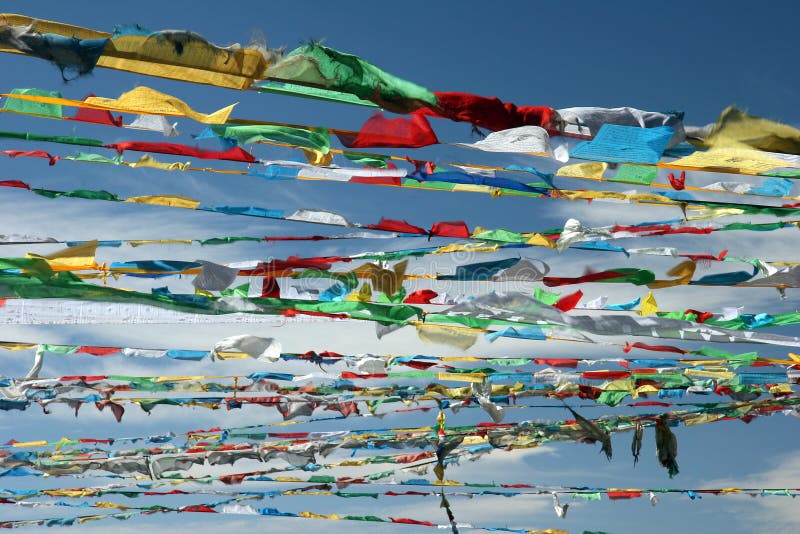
[1,1,799,533]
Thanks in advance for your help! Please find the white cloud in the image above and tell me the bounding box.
[701,452,800,533]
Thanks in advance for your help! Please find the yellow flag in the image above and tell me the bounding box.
[345,282,372,302]
[301,148,333,166]
[125,195,200,209]
[299,512,340,520]
[93,501,130,510]
[129,239,194,247]
[100,35,267,90]
[634,385,659,396]
[556,161,607,178]
[131,154,191,171]
[437,372,487,383]
[0,342,37,350]
[639,291,658,316]
[432,479,465,486]
[416,323,479,350]
[453,183,498,194]
[0,15,270,90]
[647,261,696,289]
[668,148,795,174]
[351,260,408,296]
[704,106,800,154]
[685,369,735,380]
[603,378,635,392]
[426,383,472,398]
[86,86,236,124]
[524,233,557,248]
[27,240,98,270]
[434,243,500,254]
[12,440,48,448]
[215,351,253,360]
[44,489,93,498]
[440,356,482,362]
[769,384,794,395]
[687,207,746,220]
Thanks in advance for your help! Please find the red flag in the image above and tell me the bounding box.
[1,150,59,165]
[685,309,713,323]
[623,342,688,354]
[543,270,635,287]
[391,518,437,526]
[349,175,402,186]
[60,375,107,382]
[261,277,280,298]
[106,142,255,163]
[282,309,348,320]
[578,384,602,399]
[613,223,713,237]
[582,370,631,380]
[180,505,217,513]
[534,358,580,368]
[404,289,439,304]
[679,250,728,262]
[608,491,643,500]
[415,91,556,133]
[554,289,583,311]
[366,218,428,235]
[338,112,439,148]
[401,360,438,370]
[341,372,388,379]
[246,256,338,276]
[0,180,30,189]
[70,95,123,126]
[429,221,470,238]
[77,346,119,356]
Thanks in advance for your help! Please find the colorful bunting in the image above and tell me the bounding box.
[1,12,799,533]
